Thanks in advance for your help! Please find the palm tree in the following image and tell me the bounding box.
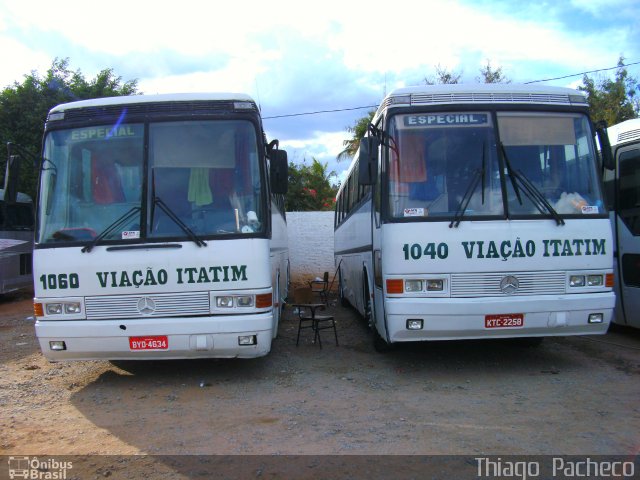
[336,110,375,161]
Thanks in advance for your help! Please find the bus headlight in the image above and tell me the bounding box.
[43,301,83,317]
[568,271,611,291]
[569,275,585,287]
[405,280,423,292]
[236,296,254,307]
[64,302,82,314]
[587,275,603,287]
[211,290,272,313]
[216,296,235,308]
[386,277,449,296]
[46,303,63,315]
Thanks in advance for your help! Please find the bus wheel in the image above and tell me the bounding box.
[363,290,373,329]
[339,270,349,307]
[373,326,393,352]
[272,281,281,339]
[364,288,393,353]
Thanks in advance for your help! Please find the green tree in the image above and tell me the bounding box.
[476,60,510,84]
[425,64,463,85]
[1,58,138,198]
[579,57,639,126]
[337,110,375,161]
[286,158,338,211]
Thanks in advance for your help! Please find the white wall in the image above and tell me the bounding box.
[286,211,335,288]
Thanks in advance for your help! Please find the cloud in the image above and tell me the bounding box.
[0,35,50,88]
[1,0,638,185]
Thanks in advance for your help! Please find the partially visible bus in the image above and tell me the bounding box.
[335,84,615,350]
[0,189,34,294]
[605,118,640,328]
[34,93,289,360]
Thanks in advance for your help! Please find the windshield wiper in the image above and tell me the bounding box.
[81,207,141,253]
[500,143,523,205]
[449,143,486,228]
[512,170,565,225]
[500,143,564,226]
[154,196,207,247]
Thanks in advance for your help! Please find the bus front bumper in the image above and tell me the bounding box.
[35,313,274,361]
[384,293,615,342]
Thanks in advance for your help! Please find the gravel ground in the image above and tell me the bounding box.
[1,289,639,478]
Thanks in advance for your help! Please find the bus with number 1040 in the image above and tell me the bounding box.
[335,84,615,350]
[34,93,289,360]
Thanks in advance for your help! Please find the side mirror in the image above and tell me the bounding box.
[270,149,288,194]
[358,136,380,186]
[3,153,20,203]
[596,122,615,171]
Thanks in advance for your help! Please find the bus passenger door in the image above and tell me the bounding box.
[615,145,640,328]
[371,134,387,342]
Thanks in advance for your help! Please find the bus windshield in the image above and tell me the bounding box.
[387,111,604,221]
[38,119,264,244]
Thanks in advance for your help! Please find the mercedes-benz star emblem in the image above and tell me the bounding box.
[500,275,519,295]
[137,297,156,315]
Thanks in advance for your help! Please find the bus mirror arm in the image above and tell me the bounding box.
[595,122,614,171]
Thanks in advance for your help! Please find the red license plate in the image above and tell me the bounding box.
[485,313,524,328]
[129,336,168,350]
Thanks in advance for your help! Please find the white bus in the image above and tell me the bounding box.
[34,93,289,360]
[0,190,34,295]
[335,84,615,350]
[605,118,640,328]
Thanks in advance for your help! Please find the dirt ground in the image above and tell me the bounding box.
[1,288,639,478]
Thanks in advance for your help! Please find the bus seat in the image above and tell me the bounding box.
[507,146,542,184]
[208,168,235,213]
[92,158,125,204]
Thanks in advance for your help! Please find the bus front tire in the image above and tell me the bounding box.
[372,326,393,352]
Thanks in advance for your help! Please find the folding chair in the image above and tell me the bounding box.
[292,290,338,348]
[308,271,329,304]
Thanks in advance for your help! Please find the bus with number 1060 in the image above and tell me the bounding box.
[34,93,289,360]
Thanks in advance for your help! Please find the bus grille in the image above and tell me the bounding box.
[618,128,640,143]
[85,292,210,319]
[380,92,577,111]
[450,271,566,297]
[48,100,251,123]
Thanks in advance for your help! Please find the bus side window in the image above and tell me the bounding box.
[619,149,640,235]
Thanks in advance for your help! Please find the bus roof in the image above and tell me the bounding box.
[607,118,640,147]
[376,84,588,118]
[49,92,257,114]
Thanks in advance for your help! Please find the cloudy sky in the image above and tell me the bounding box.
[1,0,639,184]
